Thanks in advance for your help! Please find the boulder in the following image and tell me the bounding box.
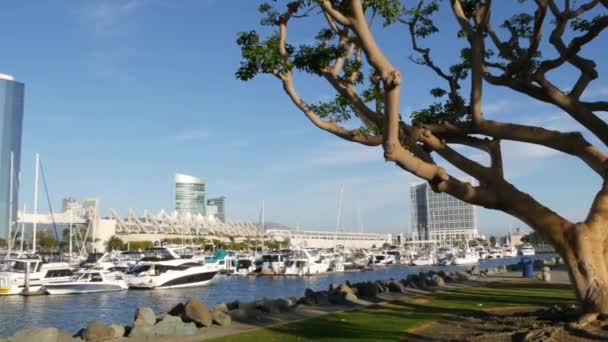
[82,320,114,341]
[12,328,59,342]
[470,266,481,275]
[455,271,470,281]
[304,288,317,303]
[344,292,358,303]
[333,284,354,296]
[108,324,125,339]
[316,291,331,306]
[128,325,154,339]
[259,298,281,314]
[167,302,186,316]
[184,298,213,327]
[229,308,250,321]
[134,307,156,327]
[214,303,230,314]
[226,300,240,311]
[431,274,445,287]
[275,297,296,311]
[57,331,81,342]
[153,315,197,336]
[211,308,232,326]
[357,282,379,299]
[239,301,259,314]
[388,280,407,293]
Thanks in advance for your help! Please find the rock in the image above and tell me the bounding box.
[167,302,186,316]
[153,315,197,336]
[275,297,296,311]
[229,309,250,321]
[134,307,156,327]
[226,300,239,311]
[259,298,280,314]
[431,274,445,287]
[82,320,114,341]
[316,291,331,306]
[304,288,317,303]
[211,308,232,326]
[214,303,230,314]
[239,301,259,314]
[334,284,354,296]
[455,271,470,281]
[12,327,58,342]
[328,283,339,292]
[57,331,81,342]
[108,324,125,339]
[388,280,407,293]
[470,266,481,275]
[499,265,507,273]
[184,298,213,327]
[344,292,358,303]
[357,282,379,298]
[128,325,154,339]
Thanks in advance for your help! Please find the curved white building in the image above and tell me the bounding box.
[174,173,206,216]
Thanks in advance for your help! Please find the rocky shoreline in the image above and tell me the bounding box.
[1,257,563,342]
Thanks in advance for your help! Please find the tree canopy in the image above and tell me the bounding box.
[237,0,608,316]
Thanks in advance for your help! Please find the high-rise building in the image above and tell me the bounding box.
[410,179,477,244]
[207,196,226,222]
[61,197,85,218]
[174,173,206,216]
[82,198,100,218]
[0,74,24,240]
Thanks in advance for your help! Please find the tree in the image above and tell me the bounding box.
[0,237,6,248]
[237,0,608,319]
[105,235,126,252]
[489,235,496,247]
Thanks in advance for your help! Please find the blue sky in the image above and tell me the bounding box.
[1,0,606,236]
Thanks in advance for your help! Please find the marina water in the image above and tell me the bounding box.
[0,255,553,336]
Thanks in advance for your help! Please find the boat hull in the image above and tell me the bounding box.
[128,270,218,289]
[44,283,127,295]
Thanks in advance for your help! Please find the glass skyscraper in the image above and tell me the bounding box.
[0,74,24,240]
[410,179,477,244]
[207,196,226,222]
[174,173,206,216]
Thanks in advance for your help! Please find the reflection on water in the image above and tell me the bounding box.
[0,255,554,336]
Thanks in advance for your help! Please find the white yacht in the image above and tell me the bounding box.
[259,253,287,275]
[474,246,488,259]
[125,247,218,289]
[235,254,257,276]
[453,248,479,265]
[284,249,330,276]
[519,243,536,256]
[0,257,74,295]
[487,248,502,259]
[501,244,518,258]
[42,270,128,295]
[412,253,436,266]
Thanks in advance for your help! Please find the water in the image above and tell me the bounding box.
[0,255,555,336]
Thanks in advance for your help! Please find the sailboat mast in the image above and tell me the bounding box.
[7,151,14,257]
[32,153,39,254]
[261,200,265,251]
[334,184,344,250]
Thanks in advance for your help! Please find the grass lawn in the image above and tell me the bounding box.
[212,281,575,342]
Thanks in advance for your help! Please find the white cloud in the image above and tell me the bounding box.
[82,0,144,34]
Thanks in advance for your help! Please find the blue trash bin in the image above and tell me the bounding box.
[522,257,534,278]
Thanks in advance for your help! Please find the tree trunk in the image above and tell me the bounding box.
[561,222,608,314]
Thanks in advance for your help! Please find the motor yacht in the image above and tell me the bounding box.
[487,248,503,259]
[259,253,287,275]
[412,253,436,266]
[519,243,536,256]
[474,246,488,260]
[501,244,518,258]
[0,257,74,295]
[205,250,237,274]
[283,249,330,276]
[453,248,479,265]
[235,254,257,276]
[124,247,218,289]
[42,270,128,295]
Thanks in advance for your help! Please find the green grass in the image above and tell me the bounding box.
[212,281,575,342]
